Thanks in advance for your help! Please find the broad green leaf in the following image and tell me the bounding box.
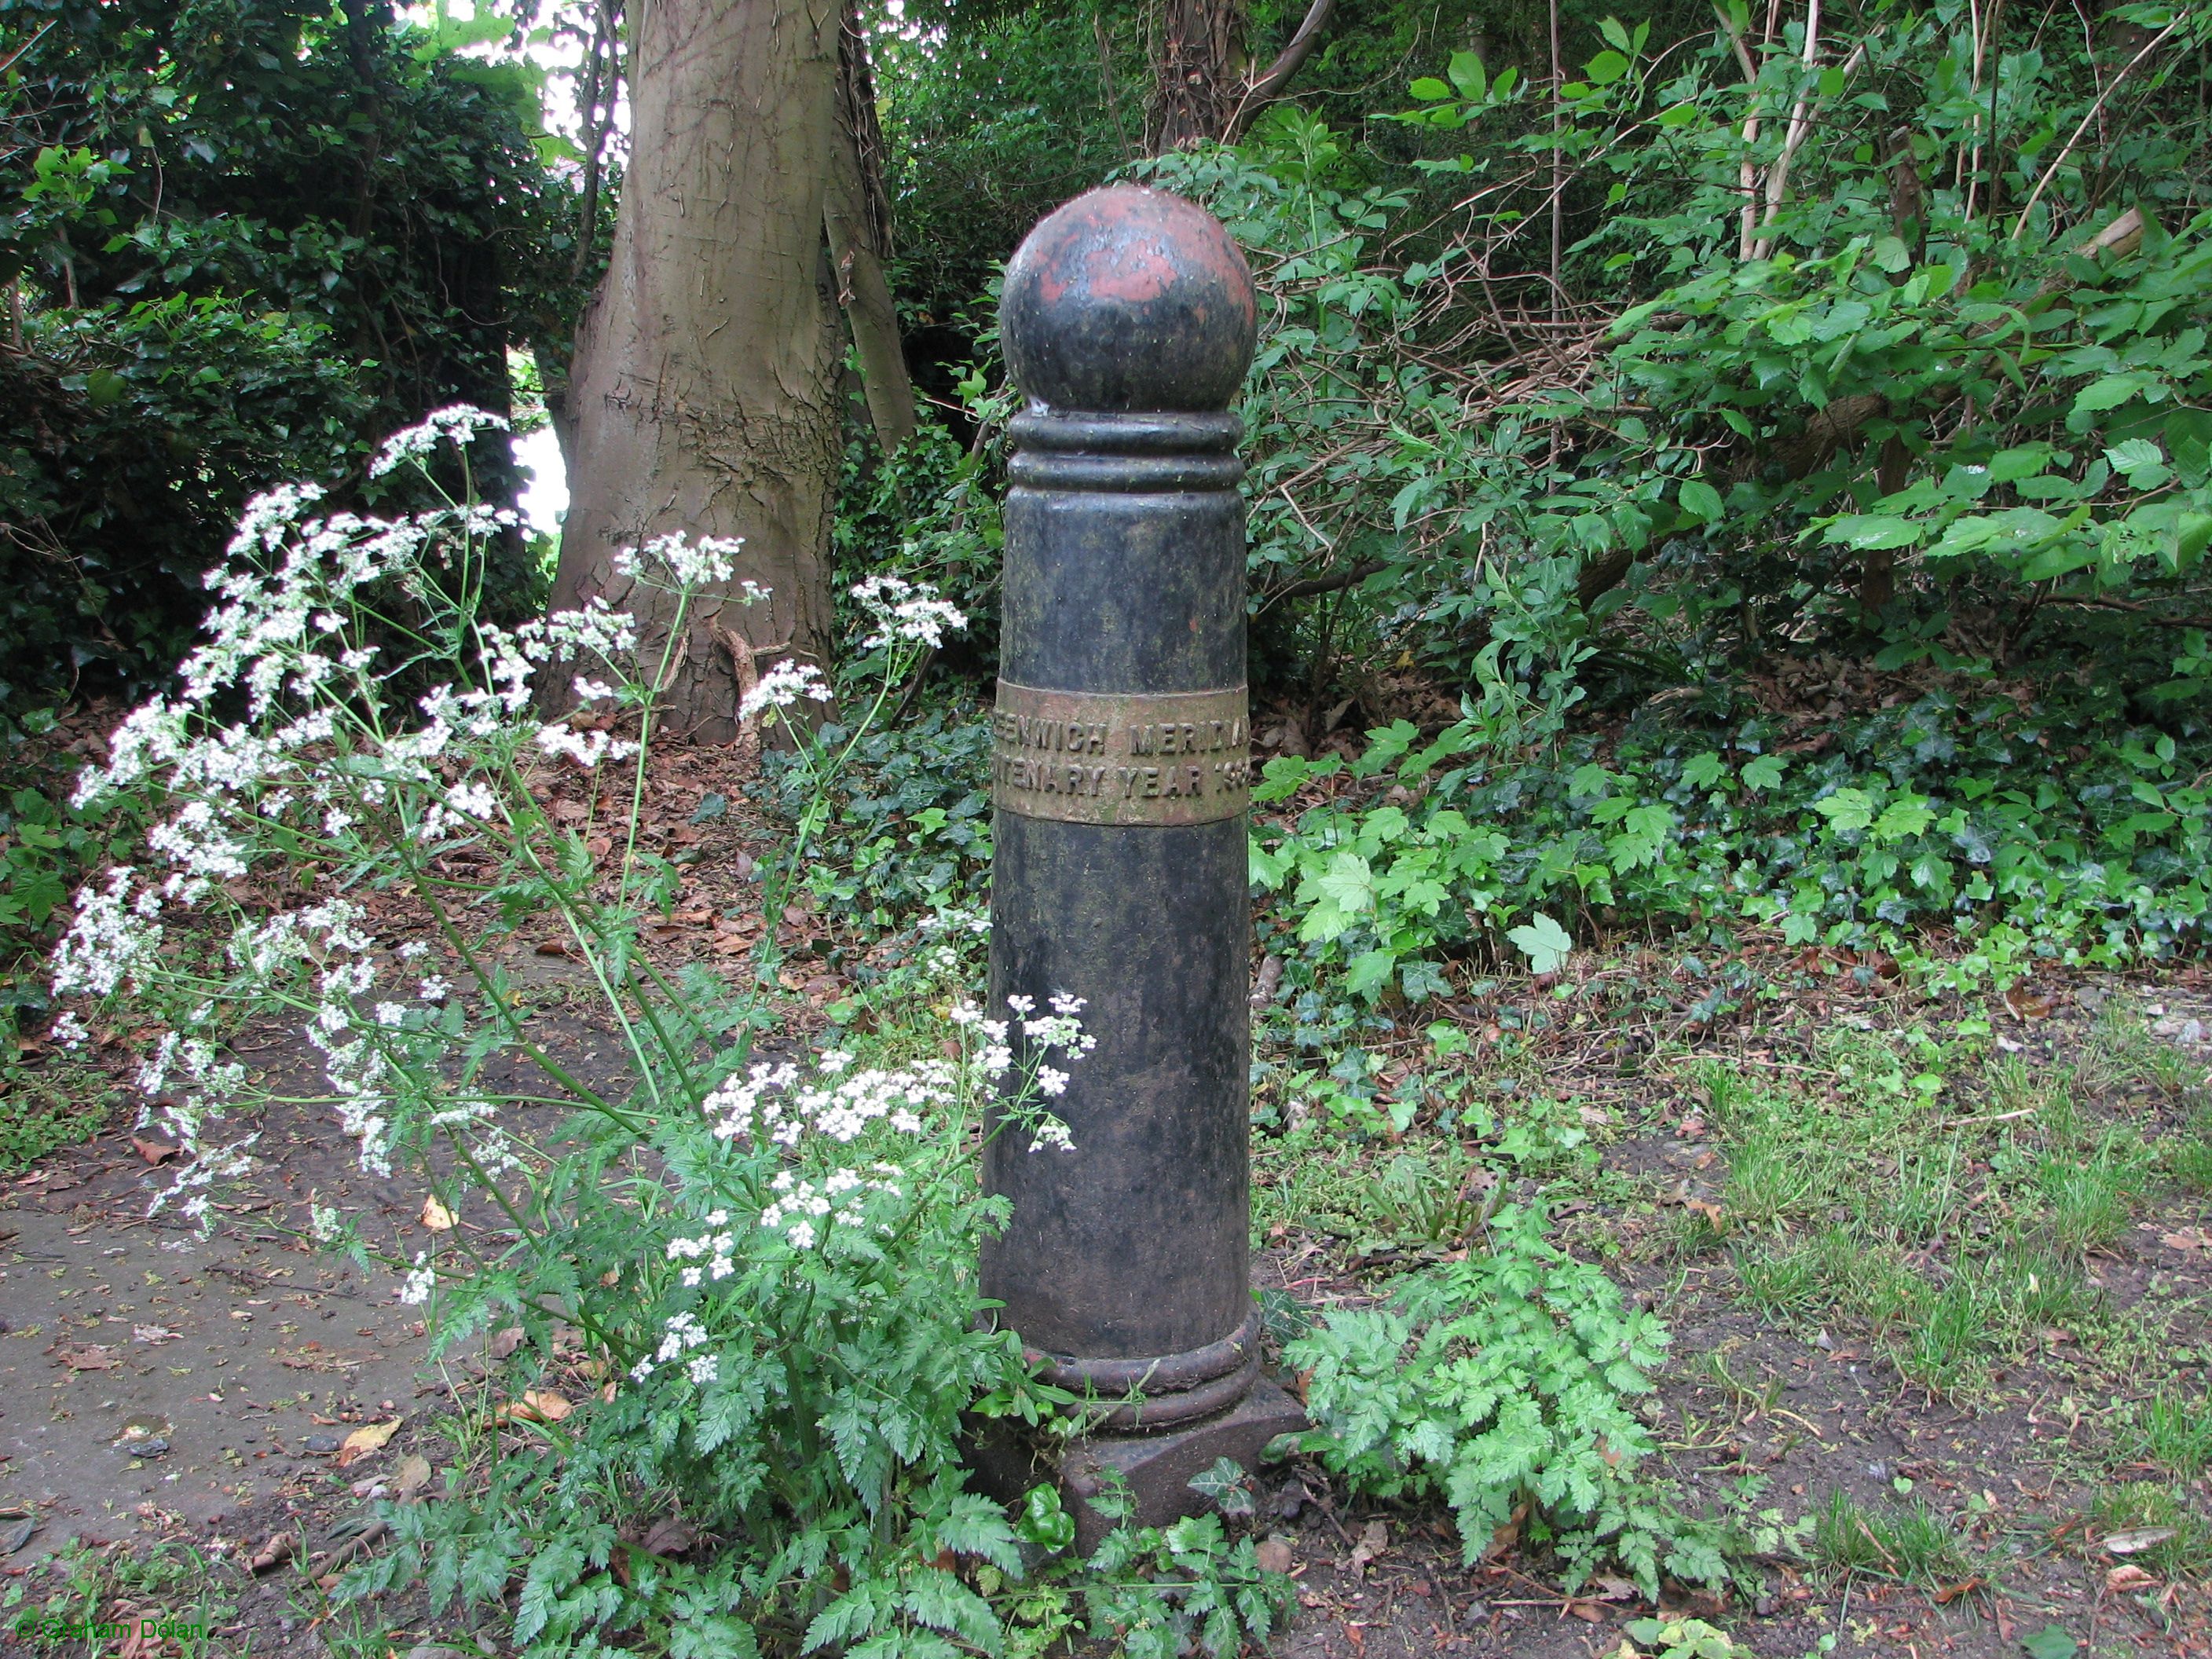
[1409,76,1453,101]
[1741,753,1788,791]
[2018,542,2096,581]
[1679,479,1724,522]
[1825,515,1920,551]
[1681,752,1727,789]
[2074,373,2150,414]
[1812,787,1877,834]
[1506,911,1574,974]
[1448,49,1488,99]
[1345,948,1398,995]
[1869,796,1936,844]
[1586,49,1630,84]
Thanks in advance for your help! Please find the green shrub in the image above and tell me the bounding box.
[1284,1200,1784,1595]
[47,414,1288,1657]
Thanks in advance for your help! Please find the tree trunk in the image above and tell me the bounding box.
[1150,0,1244,151]
[826,0,916,454]
[1147,0,1336,150]
[547,0,845,743]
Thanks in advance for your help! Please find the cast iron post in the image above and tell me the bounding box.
[982,184,1302,1544]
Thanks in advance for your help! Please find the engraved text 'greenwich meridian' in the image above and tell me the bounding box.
[991,681,1251,826]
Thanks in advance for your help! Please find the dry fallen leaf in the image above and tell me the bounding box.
[522,1389,573,1423]
[1482,1498,1530,1562]
[249,1531,297,1573]
[2159,1229,2208,1251]
[131,1137,180,1166]
[131,1324,180,1344]
[52,1343,120,1371]
[1347,1518,1387,1573]
[2103,1526,2178,1555]
[2004,987,2056,1019]
[1254,1537,1295,1575]
[335,1419,401,1467]
[394,1454,433,1497]
[497,1389,576,1426]
[639,1515,700,1557]
[420,1195,456,1232]
[2106,1563,2157,1593]
[486,1325,526,1361]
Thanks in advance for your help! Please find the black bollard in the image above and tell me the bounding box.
[980,184,1303,1546]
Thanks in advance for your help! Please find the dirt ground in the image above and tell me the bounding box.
[3,714,2208,1657]
[3,978,2207,1658]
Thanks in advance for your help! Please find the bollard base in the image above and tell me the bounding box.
[965,1377,1307,1554]
[1060,1377,1307,1553]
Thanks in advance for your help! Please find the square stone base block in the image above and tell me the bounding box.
[969,1377,1307,1554]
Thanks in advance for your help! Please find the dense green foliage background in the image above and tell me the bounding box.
[0,0,583,713]
[5,0,2212,994]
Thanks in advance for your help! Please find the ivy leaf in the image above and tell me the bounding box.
[1188,1456,1258,1518]
[1345,948,1398,996]
[1506,912,1574,974]
[1812,787,1877,834]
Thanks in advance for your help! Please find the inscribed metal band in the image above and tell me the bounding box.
[991,681,1251,826]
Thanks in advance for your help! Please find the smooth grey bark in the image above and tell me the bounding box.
[548,0,845,742]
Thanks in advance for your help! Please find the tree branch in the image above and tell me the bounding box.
[2011,13,2188,241]
[1265,558,1386,602]
[1228,0,1336,134]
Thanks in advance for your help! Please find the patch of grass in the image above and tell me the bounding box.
[1810,1489,1984,1590]
[2144,1041,2203,1100]
[1879,1144,1967,1245]
[2088,1484,2212,1579]
[1723,1125,1824,1229]
[2125,1387,2212,1478]
[2035,1131,2148,1253]
[1358,1144,1492,1249]
[0,1054,115,1172]
[1906,1274,1985,1393]
[1982,1236,2097,1332]
[2075,1002,2163,1098]
[1251,1124,1375,1244]
[2164,1098,2212,1193]
[7,1539,237,1656]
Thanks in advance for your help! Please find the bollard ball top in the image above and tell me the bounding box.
[1002,185,1257,414]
